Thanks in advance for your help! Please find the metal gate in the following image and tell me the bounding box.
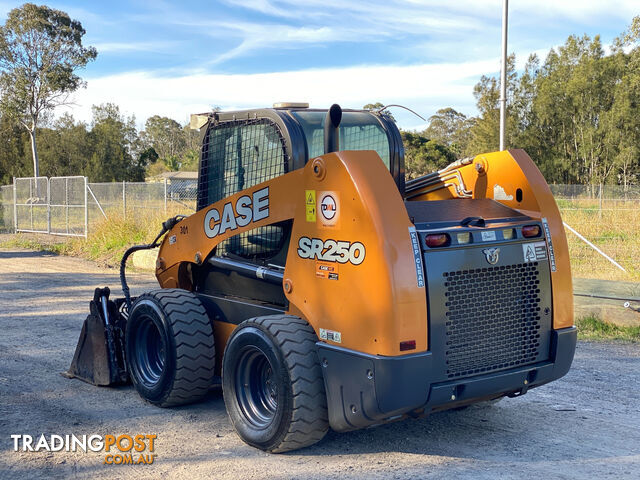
[14,176,88,237]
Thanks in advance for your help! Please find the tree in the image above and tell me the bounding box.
[87,104,142,182]
[141,116,187,161]
[0,4,96,180]
[425,107,473,156]
[401,131,456,179]
[363,102,395,121]
[34,115,78,176]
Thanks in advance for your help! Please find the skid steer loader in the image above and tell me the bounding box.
[66,103,577,453]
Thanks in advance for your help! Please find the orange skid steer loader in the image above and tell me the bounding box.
[66,103,576,452]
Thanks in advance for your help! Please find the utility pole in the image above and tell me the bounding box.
[499,0,508,151]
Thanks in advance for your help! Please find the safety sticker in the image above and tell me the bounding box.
[169,235,177,245]
[541,217,557,271]
[523,241,547,263]
[316,261,339,280]
[319,328,342,344]
[305,190,316,205]
[481,230,497,242]
[306,204,316,222]
[408,227,425,288]
[319,191,339,226]
[305,190,316,222]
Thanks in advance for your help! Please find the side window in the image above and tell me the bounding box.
[200,119,289,261]
[202,119,286,205]
[293,111,391,169]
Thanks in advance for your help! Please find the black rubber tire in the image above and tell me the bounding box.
[125,289,215,407]
[222,315,328,453]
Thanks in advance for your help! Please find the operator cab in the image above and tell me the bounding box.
[191,104,404,316]
[195,105,404,212]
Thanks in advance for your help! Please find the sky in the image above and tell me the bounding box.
[0,0,638,130]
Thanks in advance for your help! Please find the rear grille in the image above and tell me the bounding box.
[443,262,544,378]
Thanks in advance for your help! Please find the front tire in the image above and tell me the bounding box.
[223,315,328,452]
[126,289,215,407]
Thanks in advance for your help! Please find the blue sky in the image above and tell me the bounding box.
[1,1,638,129]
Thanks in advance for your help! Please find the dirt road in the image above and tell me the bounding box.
[1,248,639,479]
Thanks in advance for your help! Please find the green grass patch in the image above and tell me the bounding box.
[576,315,640,342]
[0,234,71,255]
[0,212,166,268]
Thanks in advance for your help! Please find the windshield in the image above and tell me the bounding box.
[291,111,391,169]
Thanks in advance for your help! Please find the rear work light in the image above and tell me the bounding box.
[456,232,471,244]
[522,225,541,238]
[425,233,450,248]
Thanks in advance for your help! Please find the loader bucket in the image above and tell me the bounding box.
[64,288,129,386]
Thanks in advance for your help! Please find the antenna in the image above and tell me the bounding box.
[499,0,509,151]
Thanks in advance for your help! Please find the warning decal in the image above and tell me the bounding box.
[316,261,339,280]
[523,241,547,263]
[541,217,557,272]
[319,328,342,343]
[305,190,316,222]
[409,227,425,288]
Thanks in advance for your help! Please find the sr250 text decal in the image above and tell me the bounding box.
[297,237,365,265]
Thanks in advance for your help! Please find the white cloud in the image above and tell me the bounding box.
[61,59,496,129]
[91,41,180,54]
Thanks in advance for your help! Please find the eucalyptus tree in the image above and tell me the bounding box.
[0,3,96,179]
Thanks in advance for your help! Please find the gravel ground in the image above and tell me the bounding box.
[0,248,639,480]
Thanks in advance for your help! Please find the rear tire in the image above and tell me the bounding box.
[126,289,215,407]
[223,315,328,452]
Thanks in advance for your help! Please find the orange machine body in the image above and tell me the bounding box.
[156,148,573,359]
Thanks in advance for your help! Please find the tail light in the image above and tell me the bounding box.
[400,340,416,351]
[425,233,450,247]
[522,225,541,238]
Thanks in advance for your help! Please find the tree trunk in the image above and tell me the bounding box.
[29,127,39,178]
[28,125,41,199]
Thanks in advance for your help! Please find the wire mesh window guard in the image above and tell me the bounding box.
[200,118,289,260]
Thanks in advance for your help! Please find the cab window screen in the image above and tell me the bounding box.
[201,118,286,206]
[292,111,391,168]
[199,118,287,259]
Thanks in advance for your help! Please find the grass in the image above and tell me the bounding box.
[575,315,640,342]
[0,209,172,268]
[560,200,640,282]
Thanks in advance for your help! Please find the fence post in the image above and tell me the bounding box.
[29,178,33,230]
[122,180,126,219]
[84,177,88,238]
[65,177,69,234]
[47,178,51,234]
[598,183,603,220]
[12,177,17,233]
[164,178,168,214]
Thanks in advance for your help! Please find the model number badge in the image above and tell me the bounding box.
[297,237,365,265]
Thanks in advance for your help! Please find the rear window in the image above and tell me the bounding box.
[291,111,391,169]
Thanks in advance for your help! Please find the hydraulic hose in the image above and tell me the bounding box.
[120,215,185,310]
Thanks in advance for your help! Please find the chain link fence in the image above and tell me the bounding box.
[0,180,638,280]
[0,177,198,236]
[1,184,14,233]
[549,185,640,281]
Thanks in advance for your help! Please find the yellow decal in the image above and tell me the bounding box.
[305,190,316,222]
[305,204,316,222]
[305,190,316,205]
